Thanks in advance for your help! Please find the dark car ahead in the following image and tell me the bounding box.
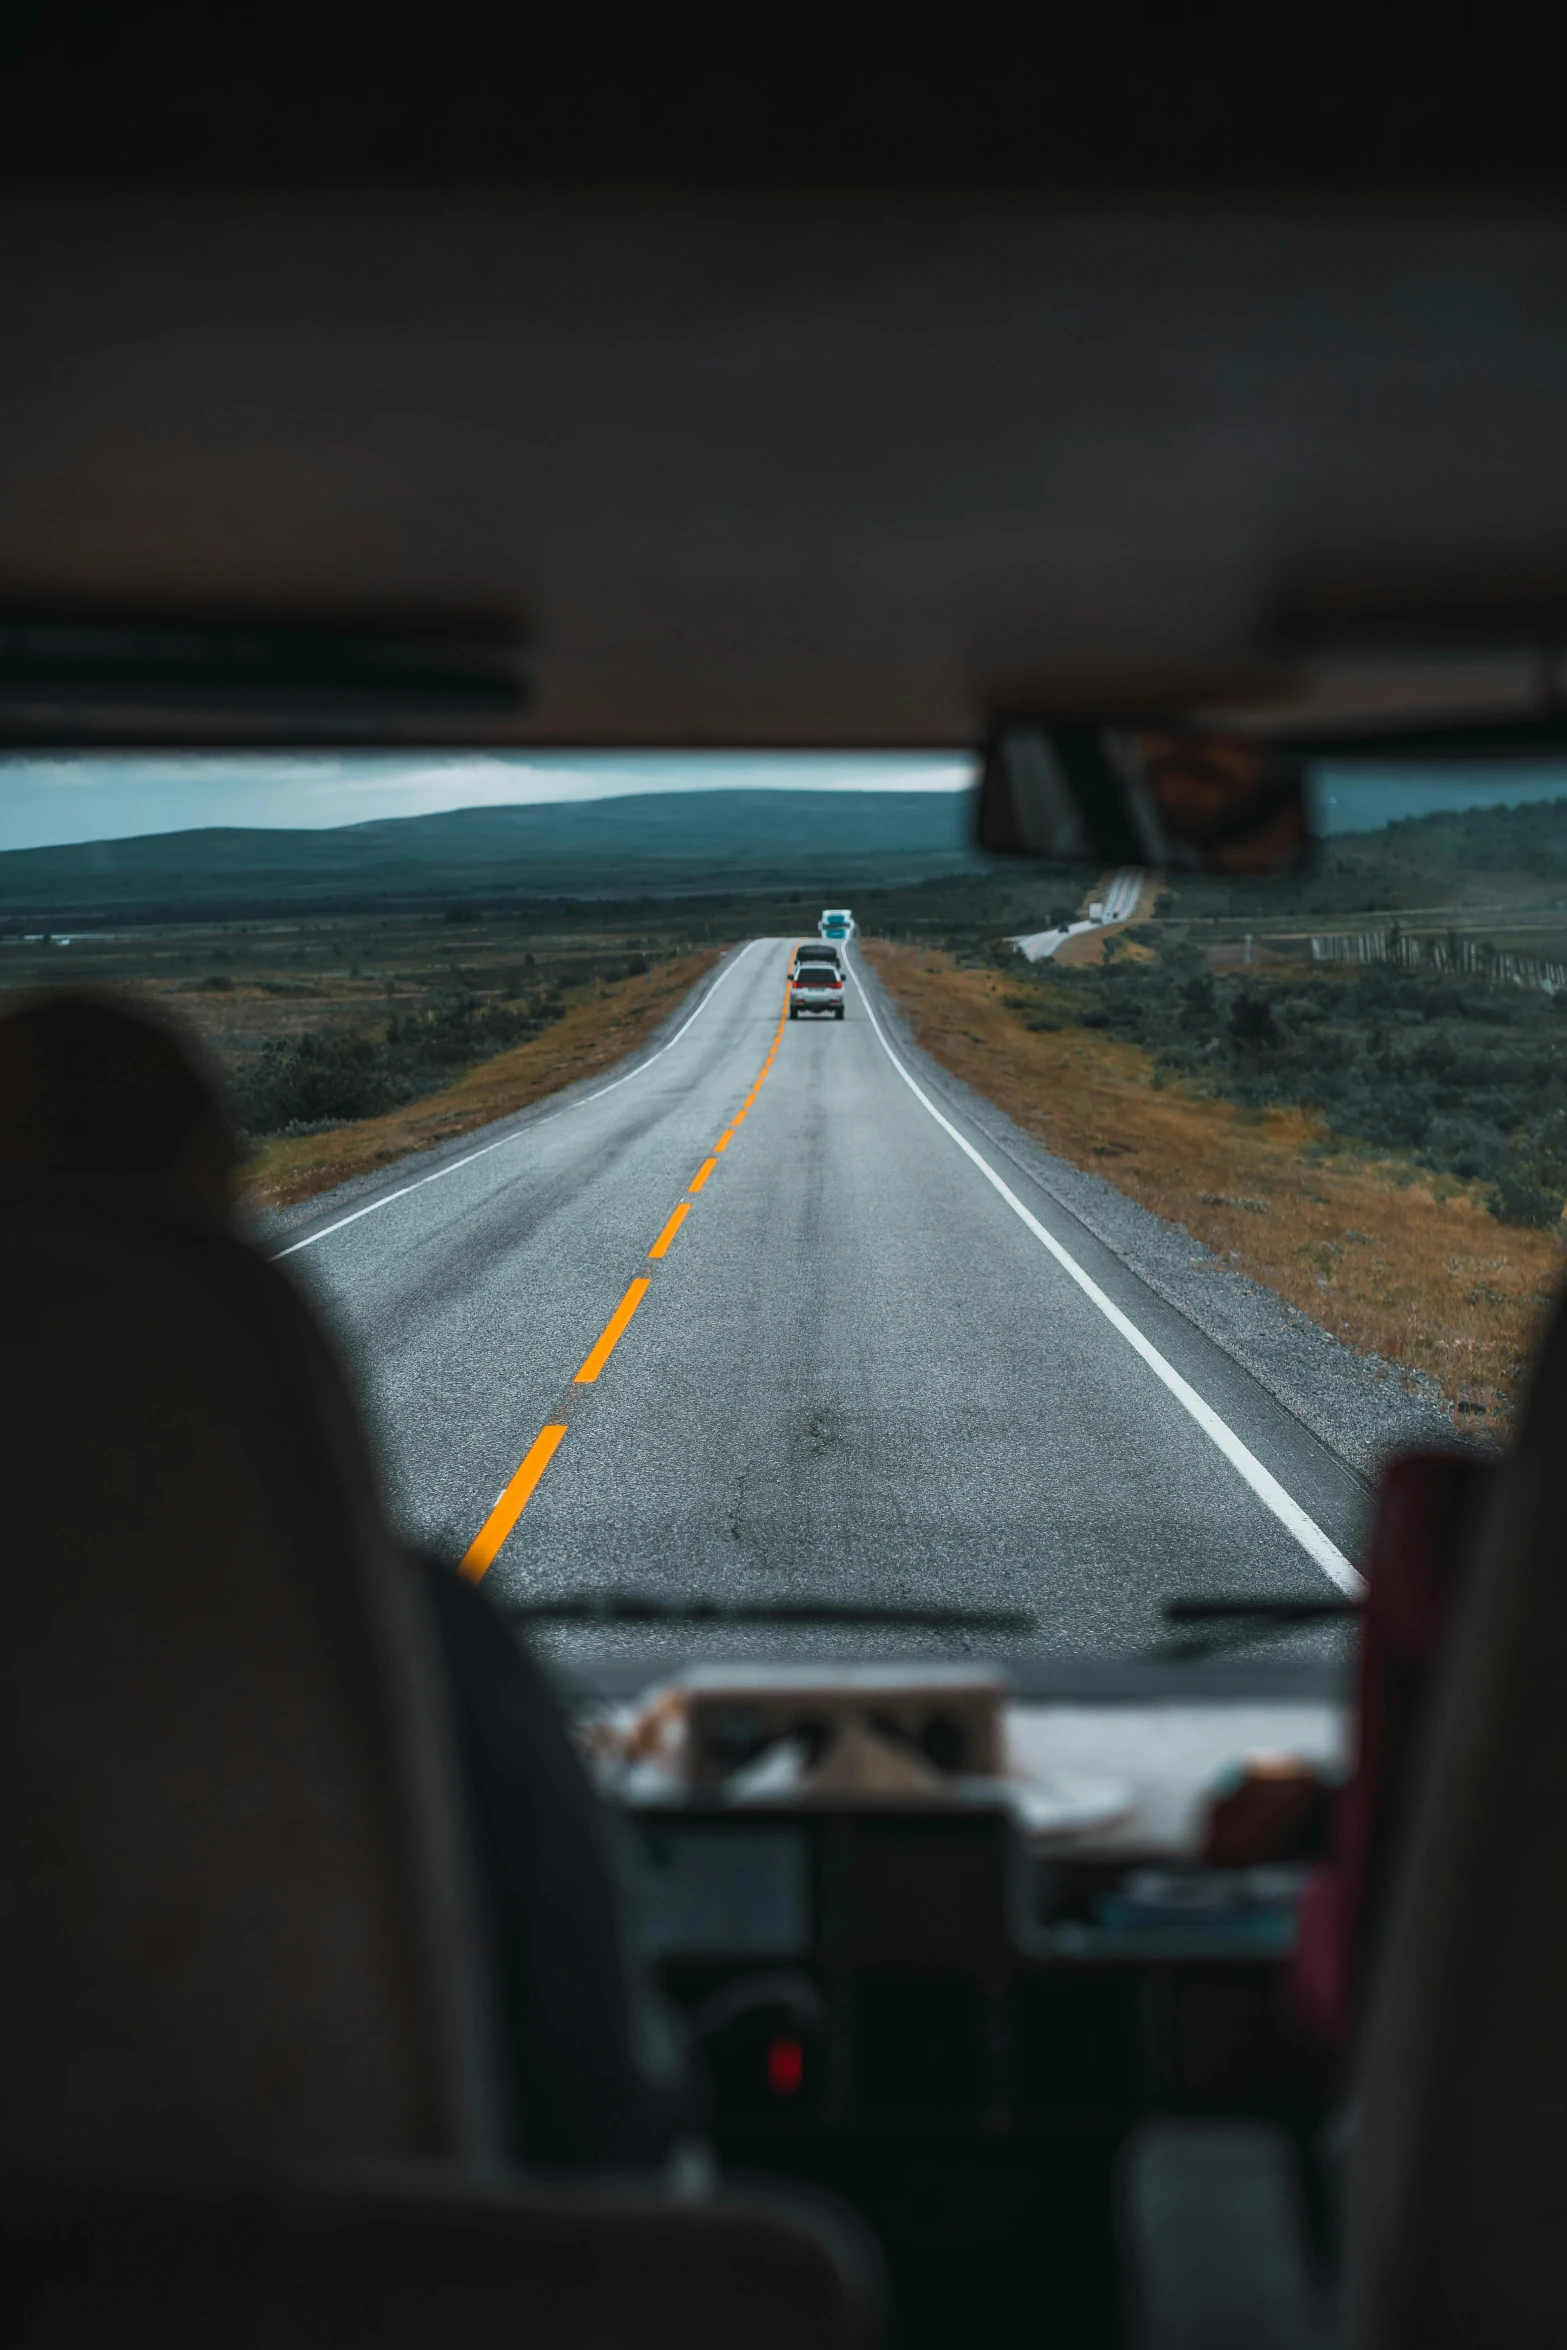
[791,941,842,975]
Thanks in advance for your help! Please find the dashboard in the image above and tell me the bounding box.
[597,1656,1351,2143]
[631,1800,1330,2136]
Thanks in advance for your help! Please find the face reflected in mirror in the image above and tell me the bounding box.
[977,721,1312,877]
[1133,730,1310,876]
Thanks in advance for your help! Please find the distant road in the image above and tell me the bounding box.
[1010,865,1144,963]
[282,938,1365,1670]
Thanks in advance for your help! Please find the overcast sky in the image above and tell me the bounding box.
[0,750,974,854]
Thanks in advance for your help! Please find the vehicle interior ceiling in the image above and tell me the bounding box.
[9,5,1567,2346]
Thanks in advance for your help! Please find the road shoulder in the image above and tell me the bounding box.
[854,946,1458,1481]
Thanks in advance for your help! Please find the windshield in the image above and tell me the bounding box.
[3,747,1556,1686]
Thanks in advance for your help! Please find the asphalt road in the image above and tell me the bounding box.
[281,939,1368,1675]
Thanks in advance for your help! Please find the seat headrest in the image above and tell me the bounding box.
[1350,1300,1567,2346]
[0,1180,506,2175]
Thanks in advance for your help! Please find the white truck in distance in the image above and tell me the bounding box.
[818,908,856,940]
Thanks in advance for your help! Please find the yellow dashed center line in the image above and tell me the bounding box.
[648,1200,690,1260]
[457,947,801,1579]
[575,1276,651,1383]
[459,1422,568,1582]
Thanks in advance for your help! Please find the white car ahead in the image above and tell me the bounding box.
[789,956,846,1020]
[817,908,856,941]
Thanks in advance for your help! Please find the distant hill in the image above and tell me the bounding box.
[0,789,988,921]
[1323,792,1567,887]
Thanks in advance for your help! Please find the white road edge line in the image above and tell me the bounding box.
[847,959,1364,1596]
[273,939,762,1260]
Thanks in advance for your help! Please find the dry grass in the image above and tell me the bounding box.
[243,950,724,1215]
[864,940,1566,1432]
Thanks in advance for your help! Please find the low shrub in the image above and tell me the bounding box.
[1487,1163,1567,1228]
[232,989,566,1137]
[1004,947,1567,1228]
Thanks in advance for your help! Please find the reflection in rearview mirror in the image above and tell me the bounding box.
[977,723,1312,876]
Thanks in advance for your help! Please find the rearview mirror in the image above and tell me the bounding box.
[977,723,1310,876]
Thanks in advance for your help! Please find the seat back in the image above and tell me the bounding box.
[0,1181,505,2174]
[1349,1298,1567,2345]
[0,2171,883,2350]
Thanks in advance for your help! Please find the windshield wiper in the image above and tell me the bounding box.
[504,1593,1035,1633]
[1157,1594,1360,1661]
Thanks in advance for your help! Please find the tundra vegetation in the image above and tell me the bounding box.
[1022,943,1567,1231]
